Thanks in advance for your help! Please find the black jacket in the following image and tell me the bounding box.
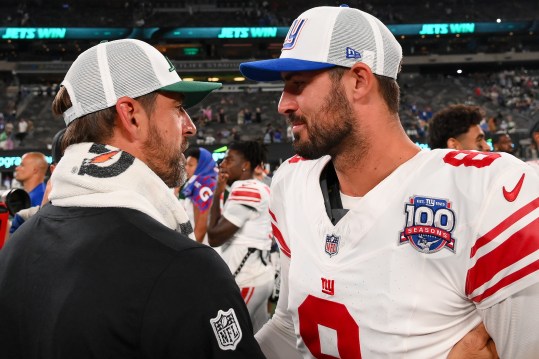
[0,205,265,358]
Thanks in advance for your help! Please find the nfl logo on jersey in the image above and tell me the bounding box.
[210,308,243,350]
[325,234,340,257]
[400,195,456,254]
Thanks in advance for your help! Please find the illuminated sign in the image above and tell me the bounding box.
[416,142,431,151]
[183,47,200,56]
[212,146,227,163]
[0,21,531,41]
[0,156,52,170]
[387,21,530,36]
[0,27,142,40]
[418,23,475,35]
[217,27,278,38]
[1,28,67,39]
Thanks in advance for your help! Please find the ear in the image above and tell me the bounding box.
[446,138,461,150]
[348,63,376,102]
[115,96,145,140]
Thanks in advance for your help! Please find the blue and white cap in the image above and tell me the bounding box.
[240,5,402,81]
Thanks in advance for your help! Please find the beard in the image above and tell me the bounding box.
[290,81,359,160]
[143,121,186,188]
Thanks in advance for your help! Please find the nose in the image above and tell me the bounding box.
[278,90,299,115]
[182,112,196,137]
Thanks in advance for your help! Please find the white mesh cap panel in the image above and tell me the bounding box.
[379,18,403,79]
[327,9,377,69]
[107,41,162,103]
[327,8,402,79]
[63,46,107,123]
[60,38,221,125]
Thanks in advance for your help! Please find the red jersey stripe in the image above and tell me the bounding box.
[288,155,306,163]
[466,217,539,296]
[228,196,261,203]
[272,222,291,258]
[471,197,539,258]
[471,259,539,303]
[230,189,261,200]
[269,209,276,222]
[241,287,255,304]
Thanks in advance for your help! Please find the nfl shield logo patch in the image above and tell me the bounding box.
[325,234,340,257]
[210,308,242,350]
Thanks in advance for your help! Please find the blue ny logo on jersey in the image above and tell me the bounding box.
[400,195,457,254]
[283,18,307,50]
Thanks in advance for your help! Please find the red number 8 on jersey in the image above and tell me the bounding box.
[443,150,501,168]
[298,295,361,358]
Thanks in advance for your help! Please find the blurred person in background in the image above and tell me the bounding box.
[208,141,275,334]
[254,163,271,187]
[492,131,514,154]
[15,118,28,147]
[429,104,491,151]
[9,129,66,235]
[179,146,218,243]
[13,151,47,206]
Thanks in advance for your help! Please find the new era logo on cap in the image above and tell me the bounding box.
[240,5,402,82]
[346,47,362,59]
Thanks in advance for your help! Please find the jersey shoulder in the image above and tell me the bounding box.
[425,149,534,182]
[272,155,330,186]
[428,149,523,170]
[228,179,270,211]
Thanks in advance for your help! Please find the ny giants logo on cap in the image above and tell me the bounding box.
[282,18,307,50]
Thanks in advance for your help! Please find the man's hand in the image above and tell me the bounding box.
[447,323,498,359]
[214,169,228,196]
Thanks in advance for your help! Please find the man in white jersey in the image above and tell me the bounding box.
[239,5,539,358]
[208,141,275,333]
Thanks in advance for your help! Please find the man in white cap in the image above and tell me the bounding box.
[0,39,265,358]
[240,5,539,359]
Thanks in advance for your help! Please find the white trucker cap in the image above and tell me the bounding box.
[61,39,222,125]
[240,5,402,81]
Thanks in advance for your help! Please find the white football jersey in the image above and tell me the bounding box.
[527,159,539,175]
[270,149,539,358]
[221,179,274,288]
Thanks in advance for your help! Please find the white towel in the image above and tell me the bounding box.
[49,142,194,238]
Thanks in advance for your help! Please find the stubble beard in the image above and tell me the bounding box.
[291,82,364,160]
[144,122,186,188]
